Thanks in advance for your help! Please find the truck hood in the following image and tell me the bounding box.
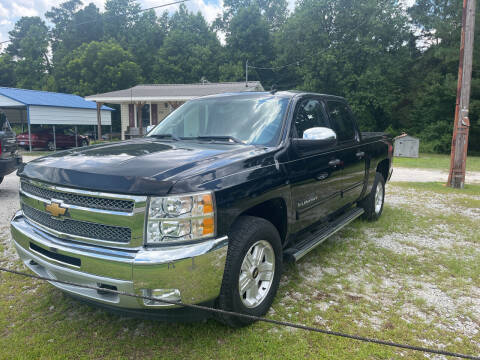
[19,138,268,195]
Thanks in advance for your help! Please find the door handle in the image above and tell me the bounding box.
[356,151,365,158]
[328,159,341,167]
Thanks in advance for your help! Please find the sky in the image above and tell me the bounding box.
[0,0,297,47]
[0,0,415,48]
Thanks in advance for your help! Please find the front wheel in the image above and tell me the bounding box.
[360,172,385,221]
[217,216,282,327]
[80,140,88,147]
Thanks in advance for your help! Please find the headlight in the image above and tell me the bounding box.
[146,191,215,244]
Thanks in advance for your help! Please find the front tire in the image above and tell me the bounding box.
[217,216,282,327]
[360,172,385,221]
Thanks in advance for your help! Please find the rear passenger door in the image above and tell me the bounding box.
[326,100,366,206]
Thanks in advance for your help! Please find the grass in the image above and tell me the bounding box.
[1,182,479,359]
[393,153,480,172]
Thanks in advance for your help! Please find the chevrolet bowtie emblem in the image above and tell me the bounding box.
[45,201,67,218]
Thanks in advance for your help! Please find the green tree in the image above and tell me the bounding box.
[45,0,83,52]
[216,0,288,31]
[405,0,480,153]
[54,40,143,96]
[103,0,141,44]
[276,0,410,131]
[0,54,16,87]
[7,17,51,89]
[153,5,222,83]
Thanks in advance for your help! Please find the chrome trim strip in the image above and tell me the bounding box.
[25,179,147,203]
[24,214,135,248]
[20,189,141,216]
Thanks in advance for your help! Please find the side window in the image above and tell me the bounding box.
[326,101,356,142]
[293,99,329,138]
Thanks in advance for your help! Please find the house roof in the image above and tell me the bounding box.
[85,82,264,102]
[0,87,113,110]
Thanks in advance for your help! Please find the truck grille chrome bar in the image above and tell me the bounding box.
[19,179,147,247]
[21,181,135,212]
[22,204,132,243]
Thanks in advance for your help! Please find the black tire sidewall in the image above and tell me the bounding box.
[218,216,283,326]
[47,141,55,151]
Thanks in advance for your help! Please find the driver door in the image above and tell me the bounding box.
[287,97,344,232]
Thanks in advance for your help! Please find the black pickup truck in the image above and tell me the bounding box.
[0,112,22,185]
[11,91,392,326]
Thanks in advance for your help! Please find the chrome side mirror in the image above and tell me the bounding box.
[292,127,337,156]
[303,127,337,142]
[146,125,155,134]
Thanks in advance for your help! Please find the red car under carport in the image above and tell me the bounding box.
[17,129,89,151]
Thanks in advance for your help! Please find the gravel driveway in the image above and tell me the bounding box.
[391,167,480,183]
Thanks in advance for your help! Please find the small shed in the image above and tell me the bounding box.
[0,87,113,151]
[394,134,419,158]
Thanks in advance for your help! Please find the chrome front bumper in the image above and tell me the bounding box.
[10,211,228,309]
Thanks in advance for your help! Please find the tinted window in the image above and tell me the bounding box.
[327,101,356,142]
[293,99,329,138]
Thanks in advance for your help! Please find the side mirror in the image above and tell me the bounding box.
[292,127,337,155]
[146,125,155,134]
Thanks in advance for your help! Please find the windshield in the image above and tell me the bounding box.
[147,95,290,146]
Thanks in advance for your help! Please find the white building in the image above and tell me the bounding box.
[86,82,263,140]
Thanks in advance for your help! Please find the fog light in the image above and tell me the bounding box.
[142,288,181,306]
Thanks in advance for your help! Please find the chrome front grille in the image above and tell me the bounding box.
[21,181,134,212]
[19,179,147,248]
[22,204,132,243]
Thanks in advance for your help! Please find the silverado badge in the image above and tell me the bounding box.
[45,201,67,218]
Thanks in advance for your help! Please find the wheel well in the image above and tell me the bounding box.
[240,198,288,244]
[376,159,390,181]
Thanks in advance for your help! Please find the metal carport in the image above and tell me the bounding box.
[0,87,112,151]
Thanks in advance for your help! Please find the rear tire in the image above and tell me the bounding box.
[47,141,55,151]
[360,172,385,221]
[217,216,282,327]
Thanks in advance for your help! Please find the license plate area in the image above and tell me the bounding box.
[29,242,81,268]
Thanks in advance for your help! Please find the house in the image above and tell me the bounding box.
[0,87,113,151]
[85,82,264,140]
[394,133,420,158]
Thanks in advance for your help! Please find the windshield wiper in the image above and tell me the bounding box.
[150,133,181,141]
[195,135,244,144]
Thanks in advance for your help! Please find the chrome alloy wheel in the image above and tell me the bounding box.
[374,181,384,214]
[238,240,275,308]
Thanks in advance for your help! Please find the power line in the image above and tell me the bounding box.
[0,0,189,45]
[0,266,478,360]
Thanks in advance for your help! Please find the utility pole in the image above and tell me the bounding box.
[447,0,476,188]
[245,59,248,87]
